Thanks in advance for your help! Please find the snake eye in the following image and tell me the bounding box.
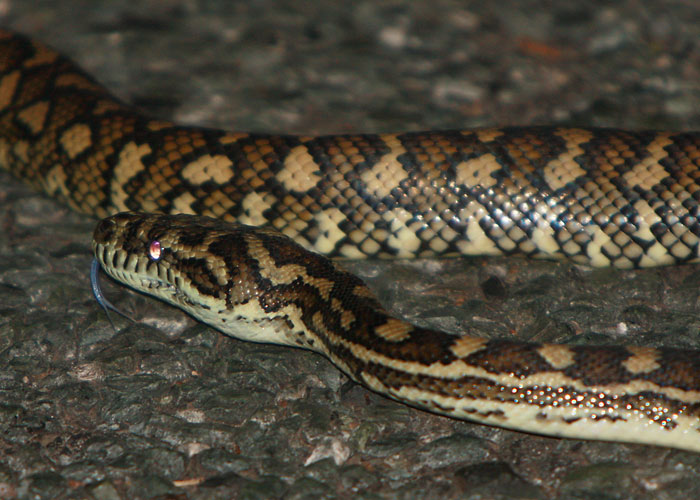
[149,240,162,260]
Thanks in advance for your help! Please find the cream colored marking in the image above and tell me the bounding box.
[312,315,700,403]
[623,134,673,191]
[128,194,158,214]
[352,284,377,300]
[12,140,29,164]
[362,238,382,255]
[624,243,644,260]
[639,241,675,267]
[428,238,448,253]
[530,226,560,256]
[670,241,692,259]
[0,70,19,110]
[110,142,152,211]
[471,128,505,143]
[340,308,356,331]
[455,153,500,187]
[359,372,700,453]
[455,201,501,256]
[171,192,197,214]
[632,203,663,244]
[450,337,487,358]
[219,132,250,144]
[338,244,366,259]
[60,123,92,159]
[205,297,306,347]
[199,248,230,287]
[203,191,236,217]
[583,226,612,267]
[518,239,536,255]
[383,207,421,256]
[613,231,631,248]
[238,191,275,226]
[622,347,661,375]
[439,225,459,242]
[289,218,311,233]
[181,154,235,185]
[313,207,346,255]
[277,145,321,192]
[507,225,526,242]
[612,256,634,269]
[247,234,335,300]
[329,298,356,331]
[375,318,413,342]
[602,239,621,258]
[273,215,294,230]
[24,42,57,67]
[17,101,49,134]
[537,344,576,370]
[543,129,591,190]
[359,135,408,199]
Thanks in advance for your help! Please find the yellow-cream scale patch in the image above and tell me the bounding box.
[60,123,92,159]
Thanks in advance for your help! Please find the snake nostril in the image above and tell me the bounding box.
[93,217,117,243]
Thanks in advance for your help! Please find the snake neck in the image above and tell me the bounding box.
[91,212,700,452]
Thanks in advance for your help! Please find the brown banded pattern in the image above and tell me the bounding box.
[93,213,700,452]
[2,28,700,450]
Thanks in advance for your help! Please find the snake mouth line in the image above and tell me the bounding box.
[126,271,197,308]
[93,241,195,309]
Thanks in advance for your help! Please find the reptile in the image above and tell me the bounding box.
[1,29,700,452]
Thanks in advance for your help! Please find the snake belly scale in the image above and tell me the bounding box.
[1,29,700,452]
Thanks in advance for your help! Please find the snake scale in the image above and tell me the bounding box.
[2,29,700,452]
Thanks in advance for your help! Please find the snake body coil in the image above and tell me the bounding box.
[2,29,700,451]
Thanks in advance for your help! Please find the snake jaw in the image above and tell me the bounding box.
[95,244,198,311]
[139,276,179,302]
[138,277,184,304]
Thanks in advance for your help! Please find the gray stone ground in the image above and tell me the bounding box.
[1,0,700,498]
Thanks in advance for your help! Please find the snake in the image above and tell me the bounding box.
[1,29,700,453]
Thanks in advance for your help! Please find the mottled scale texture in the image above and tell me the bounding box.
[3,28,700,451]
[94,213,700,452]
[1,30,700,266]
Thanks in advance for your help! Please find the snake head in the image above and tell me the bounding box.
[92,211,271,310]
[91,211,374,347]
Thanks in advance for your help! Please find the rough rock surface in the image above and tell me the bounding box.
[1,1,699,498]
